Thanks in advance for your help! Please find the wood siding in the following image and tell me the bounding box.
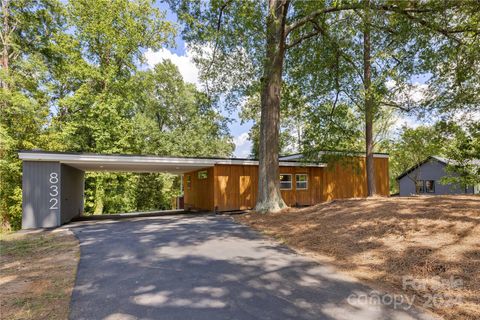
[322,157,389,201]
[183,157,389,212]
[183,167,215,211]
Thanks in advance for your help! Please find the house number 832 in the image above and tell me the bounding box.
[49,172,59,210]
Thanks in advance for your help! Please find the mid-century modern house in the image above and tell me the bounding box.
[396,156,480,196]
[18,150,390,229]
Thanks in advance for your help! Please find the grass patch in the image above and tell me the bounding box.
[0,230,79,320]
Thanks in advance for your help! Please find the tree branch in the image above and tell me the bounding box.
[285,28,321,49]
[286,4,363,36]
[373,4,470,44]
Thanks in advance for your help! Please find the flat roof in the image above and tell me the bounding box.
[280,151,389,160]
[18,151,327,173]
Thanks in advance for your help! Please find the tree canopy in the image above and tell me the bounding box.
[0,0,233,229]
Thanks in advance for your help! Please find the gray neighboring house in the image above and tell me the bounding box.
[397,156,480,196]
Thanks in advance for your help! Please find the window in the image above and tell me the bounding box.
[198,170,208,180]
[186,175,191,190]
[425,180,435,193]
[415,180,435,194]
[280,174,292,190]
[415,180,425,193]
[296,174,308,190]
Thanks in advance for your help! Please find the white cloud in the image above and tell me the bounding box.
[391,113,422,132]
[144,47,200,87]
[233,132,249,147]
[386,79,396,89]
[233,132,252,158]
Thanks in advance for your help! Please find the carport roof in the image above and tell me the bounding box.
[18,150,326,174]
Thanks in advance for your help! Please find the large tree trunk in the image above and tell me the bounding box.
[255,0,289,213]
[363,0,376,196]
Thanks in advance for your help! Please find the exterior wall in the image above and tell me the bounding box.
[22,161,62,229]
[322,157,389,200]
[183,167,215,211]
[60,164,85,224]
[398,159,470,196]
[278,166,324,207]
[182,157,389,212]
[213,165,325,210]
[22,161,85,229]
[214,164,258,211]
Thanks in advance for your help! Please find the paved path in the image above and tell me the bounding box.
[69,215,436,320]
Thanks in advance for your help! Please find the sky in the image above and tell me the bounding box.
[145,3,253,158]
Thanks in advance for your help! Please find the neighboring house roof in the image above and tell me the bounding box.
[396,155,480,181]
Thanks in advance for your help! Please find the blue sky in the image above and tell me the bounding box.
[149,2,253,158]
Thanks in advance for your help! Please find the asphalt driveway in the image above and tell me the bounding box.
[68,215,436,320]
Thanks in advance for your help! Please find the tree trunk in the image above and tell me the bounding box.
[255,0,289,213]
[363,0,376,196]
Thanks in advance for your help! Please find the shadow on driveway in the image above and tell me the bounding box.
[68,215,437,320]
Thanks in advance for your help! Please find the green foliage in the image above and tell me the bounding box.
[389,121,480,193]
[439,122,480,188]
[389,125,446,193]
[1,0,67,229]
[0,0,233,230]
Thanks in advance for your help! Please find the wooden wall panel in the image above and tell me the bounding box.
[184,156,389,212]
[322,157,389,200]
[183,167,214,211]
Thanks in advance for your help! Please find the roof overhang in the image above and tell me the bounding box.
[280,151,389,161]
[18,151,326,174]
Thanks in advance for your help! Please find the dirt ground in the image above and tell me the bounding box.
[236,195,480,320]
[0,230,79,320]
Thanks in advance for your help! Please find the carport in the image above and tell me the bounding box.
[18,151,236,229]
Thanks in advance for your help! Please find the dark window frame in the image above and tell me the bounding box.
[279,174,292,190]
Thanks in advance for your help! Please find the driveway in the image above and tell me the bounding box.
[69,215,436,320]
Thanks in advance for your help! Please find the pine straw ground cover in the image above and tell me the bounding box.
[235,195,480,320]
[0,230,79,319]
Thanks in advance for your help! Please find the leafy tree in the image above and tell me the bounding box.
[0,0,233,228]
[170,0,479,210]
[389,125,446,193]
[439,122,480,189]
[0,0,67,229]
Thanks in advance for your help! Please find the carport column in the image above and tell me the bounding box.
[22,162,85,229]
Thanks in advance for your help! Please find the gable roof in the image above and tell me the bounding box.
[396,156,444,181]
[396,155,480,181]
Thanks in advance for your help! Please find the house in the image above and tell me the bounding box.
[183,151,390,211]
[18,150,389,228]
[396,156,480,196]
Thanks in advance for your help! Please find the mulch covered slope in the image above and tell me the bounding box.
[236,195,480,320]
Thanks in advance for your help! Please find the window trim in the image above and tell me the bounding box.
[279,174,293,190]
[295,173,308,190]
[186,175,191,190]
